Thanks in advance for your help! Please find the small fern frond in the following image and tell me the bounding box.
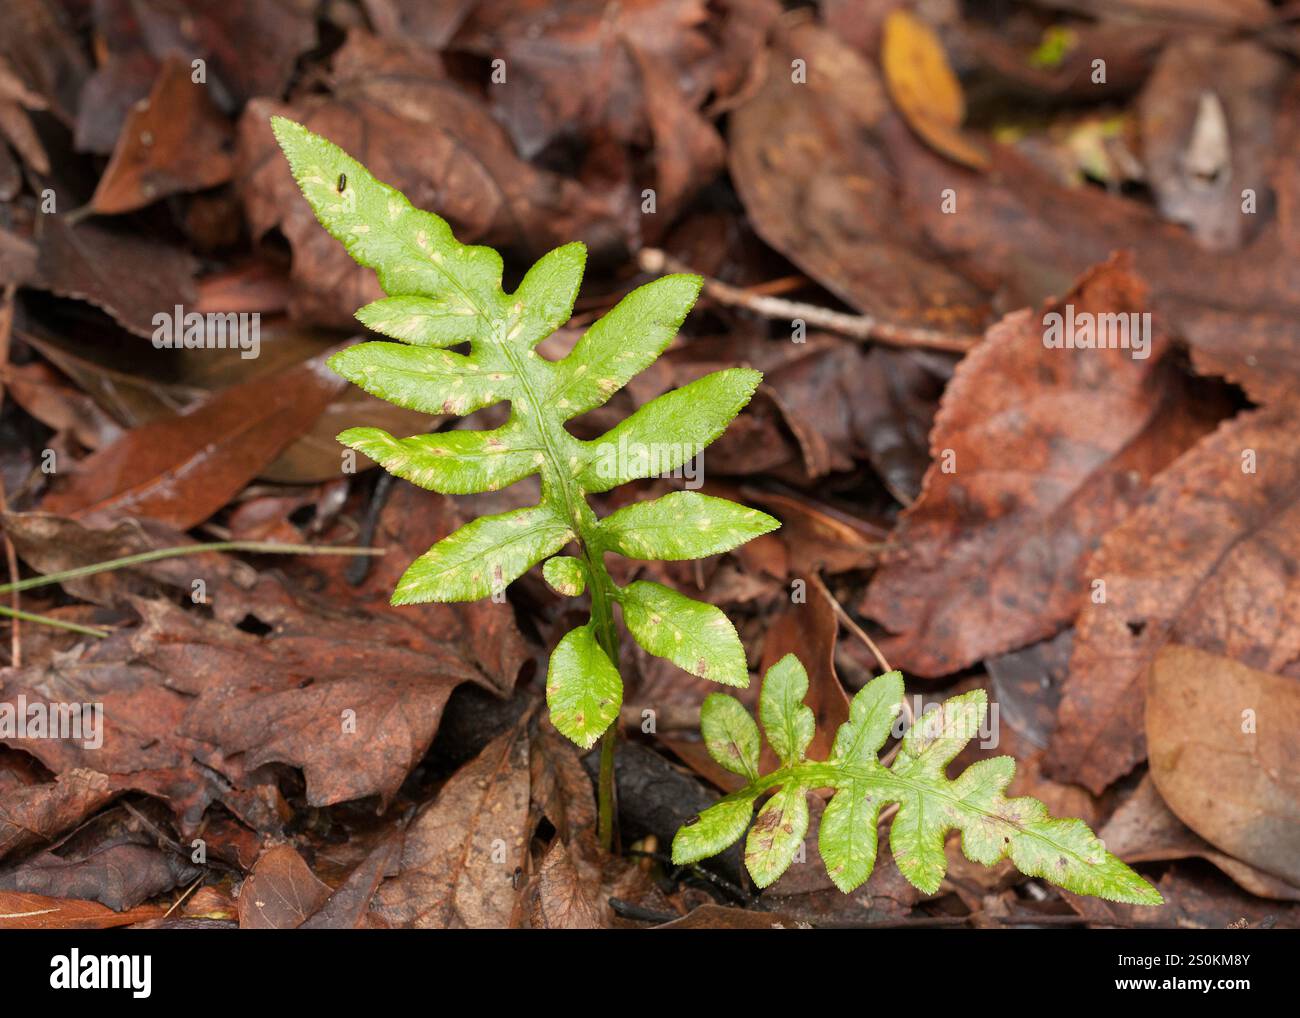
[673,655,1164,905]
[272,118,779,749]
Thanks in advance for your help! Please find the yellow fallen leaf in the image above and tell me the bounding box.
[881,9,988,169]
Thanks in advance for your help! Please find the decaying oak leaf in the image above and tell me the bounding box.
[0,769,116,863]
[372,719,532,928]
[1050,402,1300,792]
[882,97,1300,407]
[1146,645,1300,886]
[728,20,987,334]
[862,257,1227,676]
[147,598,503,811]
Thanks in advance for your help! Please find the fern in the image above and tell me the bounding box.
[271,118,779,751]
[673,654,1164,904]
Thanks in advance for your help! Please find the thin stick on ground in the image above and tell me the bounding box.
[637,248,980,353]
[811,572,892,674]
[811,573,912,772]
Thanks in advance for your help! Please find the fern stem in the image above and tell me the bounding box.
[583,545,622,852]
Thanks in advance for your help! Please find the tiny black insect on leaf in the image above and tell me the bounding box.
[337,173,347,193]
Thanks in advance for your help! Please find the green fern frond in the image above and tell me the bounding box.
[673,654,1164,905]
[272,118,779,750]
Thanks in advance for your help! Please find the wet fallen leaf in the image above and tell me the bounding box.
[373,719,532,928]
[90,55,235,215]
[1101,774,1300,901]
[157,598,494,810]
[1051,402,1300,792]
[0,768,116,863]
[32,217,198,338]
[729,20,988,334]
[0,840,198,912]
[239,843,332,929]
[527,839,601,929]
[863,258,1227,676]
[880,9,988,169]
[0,889,163,929]
[301,833,402,929]
[0,360,124,449]
[1146,645,1300,886]
[1064,865,1300,930]
[238,31,625,327]
[1137,36,1286,251]
[884,96,1300,407]
[41,352,345,529]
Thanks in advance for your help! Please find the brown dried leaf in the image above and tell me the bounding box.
[1050,403,1300,791]
[32,218,197,338]
[1064,865,1299,930]
[884,99,1300,407]
[0,841,198,912]
[1146,645,1300,886]
[238,843,332,929]
[1101,774,1300,902]
[373,720,532,928]
[90,55,235,215]
[0,889,162,929]
[238,31,623,327]
[41,353,344,529]
[528,839,601,930]
[729,20,987,333]
[145,599,499,810]
[0,769,116,863]
[863,258,1227,676]
[301,833,402,929]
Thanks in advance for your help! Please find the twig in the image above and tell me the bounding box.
[811,572,891,674]
[638,248,980,353]
[810,573,911,771]
[163,874,205,919]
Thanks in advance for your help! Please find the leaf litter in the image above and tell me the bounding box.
[0,0,1295,929]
